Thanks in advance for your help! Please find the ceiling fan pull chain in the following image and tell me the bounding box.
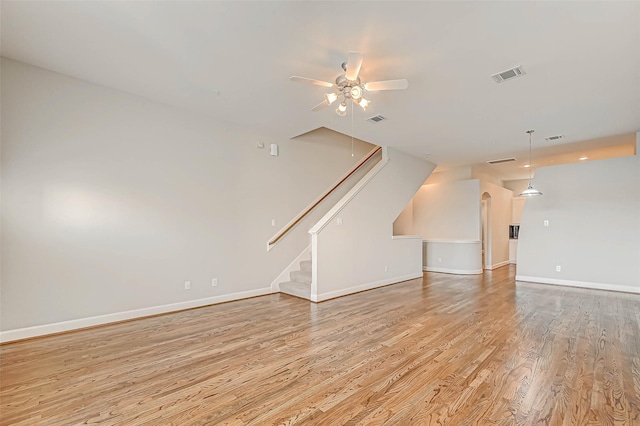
[351,101,355,157]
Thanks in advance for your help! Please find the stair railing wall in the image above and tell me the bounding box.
[267,146,382,251]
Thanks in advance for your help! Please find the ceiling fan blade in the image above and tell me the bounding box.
[345,51,363,81]
[363,79,409,91]
[311,99,330,111]
[290,76,335,88]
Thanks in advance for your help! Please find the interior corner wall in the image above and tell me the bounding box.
[392,199,414,235]
[424,167,472,185]
[471,168,503,187]
[479,181,513,268]
[516,151,640,292]
[503,179,530,196]
[0,58,374,337]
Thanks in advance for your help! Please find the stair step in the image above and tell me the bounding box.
[300,260,312,272]
[280,281,311,300]
[290,269,311,284]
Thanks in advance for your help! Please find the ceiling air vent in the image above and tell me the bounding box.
[491,66,526,83]
[486,157,517,165]
[366,115,387,123]
[545,134,564,141]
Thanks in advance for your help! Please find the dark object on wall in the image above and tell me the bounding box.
[509,225,520,239]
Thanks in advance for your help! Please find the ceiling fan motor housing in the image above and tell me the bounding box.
[290,51,408,114]
[335,74,362,98]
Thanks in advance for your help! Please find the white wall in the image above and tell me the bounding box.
[516,139,640,293]
[480,181,513,269]
[0,59,375,339]
[413,179,480,240]
[311,148,436,301]
[408,179,483,274]
[422,240,482,275]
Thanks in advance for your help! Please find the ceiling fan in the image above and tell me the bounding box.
[290,51,409,116]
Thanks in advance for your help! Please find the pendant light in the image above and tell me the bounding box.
[519,130,543,197]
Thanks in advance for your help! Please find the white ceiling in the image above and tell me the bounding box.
[2,1,639,180]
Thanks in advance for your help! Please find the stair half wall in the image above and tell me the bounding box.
[309,147,436,302]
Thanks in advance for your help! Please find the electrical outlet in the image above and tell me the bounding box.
[184,281,191,290]
[337,218,343,226]
[555,265,561,272]
[212,278,218,287]
[384,265,389,272]
[438,257,442,263]
[271,219,276,227]
[544,220,549,227]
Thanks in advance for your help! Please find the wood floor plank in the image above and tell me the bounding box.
[1,266,639,425]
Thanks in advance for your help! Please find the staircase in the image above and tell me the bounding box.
[279,258,312,300]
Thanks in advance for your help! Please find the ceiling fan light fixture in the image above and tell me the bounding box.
[358,98,370,111]
[325,93,338,105]
[350,85,363,100]
[290,52,408,116]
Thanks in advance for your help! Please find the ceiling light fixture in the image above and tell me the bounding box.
[325,93,338,105]
[329,81,368,115]
[579,156,588,161]
[519,130,543,197]
[350,85,363,100]
[290,51,409,116]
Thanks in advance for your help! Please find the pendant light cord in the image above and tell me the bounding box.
[526,129,535,182]
[520,129,542,197]
[529,131,532,181]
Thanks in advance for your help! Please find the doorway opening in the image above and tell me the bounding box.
[481,192,492,270]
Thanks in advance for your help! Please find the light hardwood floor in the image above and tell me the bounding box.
[1,266,639,425]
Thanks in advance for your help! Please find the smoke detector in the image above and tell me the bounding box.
[491,66,526,83]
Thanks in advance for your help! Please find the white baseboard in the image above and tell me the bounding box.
[270,244,311,292]
[486,260,510,270]
[423,266,483,275]
[312,272,423,302]
[0,287,273,343]
[515,276,640,294]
